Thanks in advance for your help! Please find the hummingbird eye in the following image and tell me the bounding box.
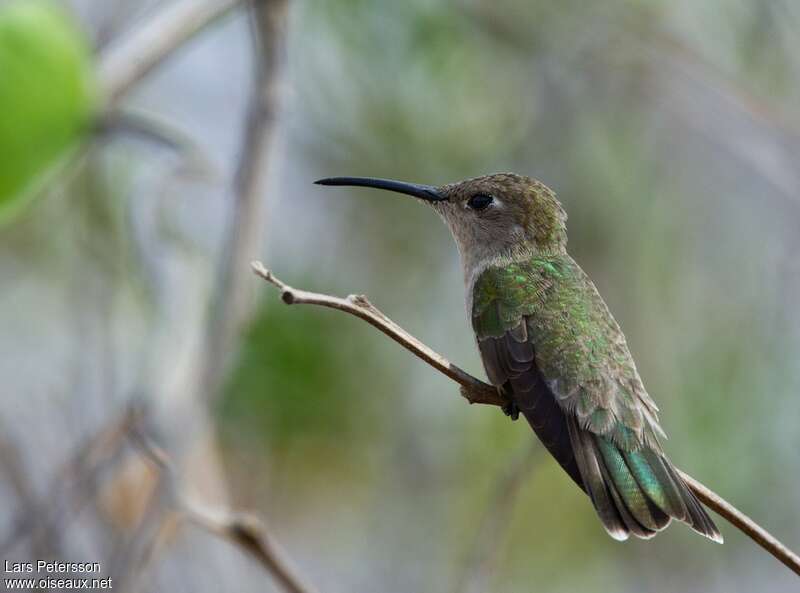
[467,193,494,211]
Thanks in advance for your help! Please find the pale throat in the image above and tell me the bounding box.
[458,238,538,314]
[433,204,554,311]
[454,226,568,314]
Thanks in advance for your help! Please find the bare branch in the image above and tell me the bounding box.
[252,263,800,578]
[130,428,318,593]
[98,0,244,104]
[678,470,800,576]
[183,508,315,593]
[250,261,506,407]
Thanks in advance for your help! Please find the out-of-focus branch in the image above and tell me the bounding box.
[251,263,800,578]
[0,432,62,559]
[95,109,215,168]
[452,443,542,593]
[129,428,318,593]
[201,0,289,403]
[96,0,291,402]
[0,406,137,556]
[98,0,244,104]
[184,508,314,593]
[0,434,41,528]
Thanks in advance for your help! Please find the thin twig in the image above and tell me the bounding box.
[98,0,244,104]
[129,427,318,593]
[250,261,505,407]
[677,470,800,576]
[183,507,314,593]
[251,263,800,578]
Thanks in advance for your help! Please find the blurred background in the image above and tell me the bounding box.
[1,0,799,591]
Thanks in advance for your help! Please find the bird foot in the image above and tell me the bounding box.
[502,400,520,421]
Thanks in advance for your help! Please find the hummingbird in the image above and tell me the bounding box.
[315,173,722,543]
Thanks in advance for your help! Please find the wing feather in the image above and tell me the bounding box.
[472,255,721,541]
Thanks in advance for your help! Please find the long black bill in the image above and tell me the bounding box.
[314,176,445,202]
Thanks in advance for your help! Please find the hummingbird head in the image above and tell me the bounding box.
[315,172,567,279]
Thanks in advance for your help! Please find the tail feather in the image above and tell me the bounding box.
[566,417,628,540]
[594,436,670,535]
[593,444,659,539]
[663,460,724,543]
[624,448,689,522]
[567,417,722,543]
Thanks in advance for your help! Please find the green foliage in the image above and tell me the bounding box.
[0,0,96,223]
[218,296,378,450]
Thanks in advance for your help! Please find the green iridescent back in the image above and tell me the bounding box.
[472,255,664,451]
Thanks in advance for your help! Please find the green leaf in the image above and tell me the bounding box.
[0,0,97,224]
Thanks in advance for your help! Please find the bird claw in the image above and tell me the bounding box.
[502,400,520,421]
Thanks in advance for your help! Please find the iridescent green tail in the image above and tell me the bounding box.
[567,417,723,542]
